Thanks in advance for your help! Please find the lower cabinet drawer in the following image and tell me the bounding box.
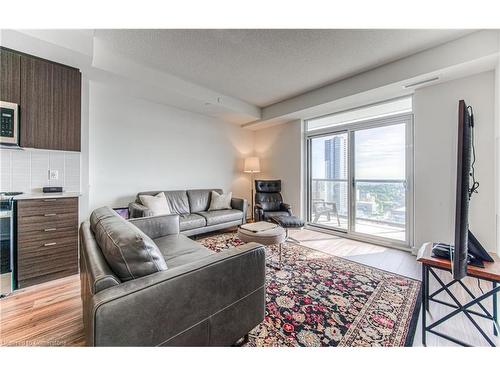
[18,212,78,233]
[17,266,78,289]
[17,248,78,287]
[18,237,78,258]
[16,197,78,217]
[16,197,79,288]
[18,227,78,246]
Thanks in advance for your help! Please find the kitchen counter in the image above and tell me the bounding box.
[13,192,81,200]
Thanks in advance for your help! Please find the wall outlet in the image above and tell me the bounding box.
[48,169,59,180]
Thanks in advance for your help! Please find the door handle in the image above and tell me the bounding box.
[44,242,57,247]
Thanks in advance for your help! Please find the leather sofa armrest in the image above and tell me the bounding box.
[128,202,153,218]
[231,197,248,223]
[280,203,293,215]
[129,214,180,238]
[88,242,266,346]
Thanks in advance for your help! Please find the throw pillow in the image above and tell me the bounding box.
[139,192,171,216]
[208,191,232,211]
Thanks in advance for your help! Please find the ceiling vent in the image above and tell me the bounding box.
[404,77,439,89]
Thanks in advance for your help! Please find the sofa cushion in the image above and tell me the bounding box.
[164,190,190,214]
[179,213,206,231]
[187,189,222,213]
[198,209,243,226]
[208,191,232,211]
[137,190,190,215]
[154,234,213,269]
[90,207,168,282]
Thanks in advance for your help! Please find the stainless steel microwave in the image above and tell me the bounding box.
[0,101,19,146]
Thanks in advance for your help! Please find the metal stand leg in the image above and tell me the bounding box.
[425,265,430,311]
[266,243,282,270]
[422,264,427,346]
[494,281,498,336]
[285,227,300,244]
[279,243,282,269]
[424,267,500,347]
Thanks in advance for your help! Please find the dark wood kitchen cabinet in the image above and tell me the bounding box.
[0,48,21,103]
[1,47,81,151]
[20,54,81,151]
[52,64,81,152]
[20,55,54,150]
[17,197,79,288]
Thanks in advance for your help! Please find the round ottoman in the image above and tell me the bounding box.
[237,225,286,269]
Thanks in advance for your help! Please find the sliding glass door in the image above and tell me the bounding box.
[352,122,408,242]
[306,113,413,247]
[309,132,349,231]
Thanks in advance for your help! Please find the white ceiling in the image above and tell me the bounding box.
[94,29,473,107]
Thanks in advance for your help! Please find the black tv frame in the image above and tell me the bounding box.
[452,100,470,280]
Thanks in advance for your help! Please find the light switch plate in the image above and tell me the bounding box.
[49,169,59,180]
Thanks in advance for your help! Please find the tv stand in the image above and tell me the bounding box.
[417,243,500,346]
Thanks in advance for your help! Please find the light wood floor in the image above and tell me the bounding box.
[1,228,498,347]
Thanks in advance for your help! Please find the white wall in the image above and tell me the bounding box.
[413,71,496,251]
[88,82,254,212]
[254,120,303,217]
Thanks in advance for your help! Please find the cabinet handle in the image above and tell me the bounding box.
[44,228,57,232]
[43,199,57,202]
[44,213,57,217]
[44,242,57,247]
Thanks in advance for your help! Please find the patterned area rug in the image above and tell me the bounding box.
[197,232,421,347]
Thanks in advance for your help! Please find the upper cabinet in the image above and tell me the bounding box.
[52,64,81,152]
[19,54,54,150]
[1,48,81,152]
[0,49,21,104]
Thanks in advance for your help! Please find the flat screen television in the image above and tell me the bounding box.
[452,100,472,280]
[451,100,493,280]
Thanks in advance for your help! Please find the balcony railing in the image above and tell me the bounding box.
[310,178,406,227]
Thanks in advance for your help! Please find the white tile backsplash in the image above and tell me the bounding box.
[48,152,65,187]
[30,150,50,190]
[11,151,30,192]
[0,150,12,192]
[63,153,81,192]
[0,148,80,193]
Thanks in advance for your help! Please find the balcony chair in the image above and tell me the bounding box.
[312,198,341,226]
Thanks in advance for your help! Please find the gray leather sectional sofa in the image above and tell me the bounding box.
[79,206,266,346]
[129,189,247,236]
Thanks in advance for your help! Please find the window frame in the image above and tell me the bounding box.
[304,104,415,251]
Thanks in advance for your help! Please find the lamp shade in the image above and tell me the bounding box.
[244,157,261,173]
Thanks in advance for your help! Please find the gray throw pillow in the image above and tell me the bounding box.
[90,207,168,282]
[208,191,232,211]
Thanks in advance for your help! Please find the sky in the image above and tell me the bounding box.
[311,123,405,180]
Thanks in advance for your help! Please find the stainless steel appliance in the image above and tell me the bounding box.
[0,101,19,146]
[0,192,22,297]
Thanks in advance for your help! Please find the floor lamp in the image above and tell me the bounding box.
[244,157,261,222]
